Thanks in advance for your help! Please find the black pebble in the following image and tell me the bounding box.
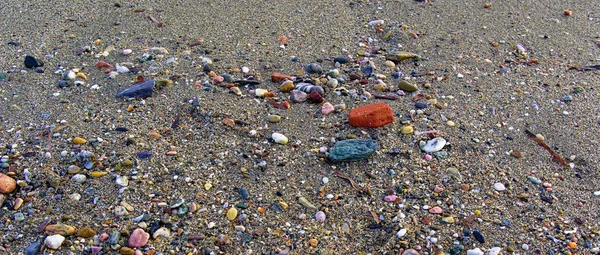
[415,102,427,109]
[116,80,155,98]
[473,230,485,243]
[24,55,43,68]
[35,67,44,73]
[333,57,349,64]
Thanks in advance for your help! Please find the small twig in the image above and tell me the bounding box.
[370,211,381,224]
[148,15,163,27]
[525,130,568,168]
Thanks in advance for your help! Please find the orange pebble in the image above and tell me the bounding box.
[567,242,577,249]
[257,207,266,213]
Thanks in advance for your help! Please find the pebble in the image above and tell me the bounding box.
[122,49,133,55]
[71,174,87,184]
[305,63,323,74]
[271,72,292,82]
[279,80,295,92]
[488,247,502,255]
[493,183,506,191]
[137,151,153,159]
[25,241,42,255]
[44,234,65,249]
[226,207,238,220]
[473,230,485,243]
[73,137,87,145]
[400,125,414,135]
[396,228,407,238]
[238,187,250,200]
[348,102,394,128]
[116,80,155,98]
[321,102,335,115]
[24,55,43,68]
[386,52,420,63]
[429,206,443,214]
[296,83,324,95]
[527,176,542,184]
[384,195,398,202]
[415,102,427,109]
[328,139,378,162]
[326,78,338,89]
[309,238,319,247]
[397,80,418,92]
[267,115,282,123]
[128,228,149,248]
[333,57,349,64]
[309,90,324,103]
[466,248,484,255]
[272,132,289,145]
[0,173,17,194]
[402,249,419,255]
[420,138,447,153]
[315,211,326,222]
[152,227,171,239]
[289,90,308,103]
[77,226,96,238]
[298,197,317,209]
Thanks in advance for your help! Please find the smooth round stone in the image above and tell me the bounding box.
[44,235,65,249]
[279,80,295,92]
[384,195,398,202]
[420,138,446,153]
[116,176,129,187]
[398,80,418,92]
[326,78,338,89]
[400,125,414,135]
[24,55,43,68]
[322,102,335,115]
[267,115,282,123]
[78,226,96,238]
[255,88,269,97]
[69,193,81,201]
[333,57,349,64]
[315,211,326,222]
[396,228,407,238]
[71,174,87,184]
[152,227,171,239]
[322,177,329,184]
[0,173,17,194]
[26,241,42,255]
[226,208,238,220]
[402,249,419,255]
[14,212,25,221]
[67,165,81,174]
[272,133,288,145]
[493,183,506,191]
[527,176,542,184]
[305,63,323,74]
[415,102,427,109]
[488,247,502,255]
[290,90,308,103]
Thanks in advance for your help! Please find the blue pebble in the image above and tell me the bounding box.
[415,102,427,109]
[116,80,155,98]
[238,187,249,200]
[137,151,153,159]
[562,95,572,102]
[26,241,42,255]
[473,230,485,243]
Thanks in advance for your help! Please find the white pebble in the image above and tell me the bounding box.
[152,227,171,239]
[272,133,288,145]
[522,244,529,250]
[466,248,484,255]
[116,176,129,187]
[322,177,329,184]
[71,174,87,184]
[488,247,502,255]
[396,228,407,238]
[69,193,81,201]
[44,234,65,249]
[493,183,506,191]
[242,66,250,73]
[122,49,133,55]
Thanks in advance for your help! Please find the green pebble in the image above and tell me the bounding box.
[328,139,378,162]
[236,202,248,209]
[397,80,418,92]
[267,115,282,123]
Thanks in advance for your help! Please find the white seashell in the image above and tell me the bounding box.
[419,138,446,153]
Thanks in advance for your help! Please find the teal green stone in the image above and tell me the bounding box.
[328,139,378,162]
[449,245,464,255]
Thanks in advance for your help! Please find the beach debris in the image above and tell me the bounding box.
[420,138,447,153]
[525,130,568,167]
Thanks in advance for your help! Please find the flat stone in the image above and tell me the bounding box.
[45,223,76,236]
[349,102,394,128]
[397,80,418,92]
[328,139,378,162]
[0,173,16,194]
[116,80,155,98]
[289,90,307,103]
[24,55,43,68]
[77,226,96,238]
[26,241,42,255]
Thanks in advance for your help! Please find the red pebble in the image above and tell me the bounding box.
[271,72,292,82]
[309,90,324,103]
[95,61,112,69]
[349,102,394,128]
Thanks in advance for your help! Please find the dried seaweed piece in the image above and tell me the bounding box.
[333,171,359,190]
[524,130,568,167]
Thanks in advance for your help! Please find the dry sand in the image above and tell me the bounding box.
[0,0,599,254]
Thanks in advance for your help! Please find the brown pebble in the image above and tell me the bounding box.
[119,247,135,255]
[460,183,471,191]
[13,197,23,210]
[0,173,17,194]
[564,9,572,16]
[78,226,96,238]
[309,238,319,247]
[45,223,77,236]
[510,149,523,158]
[483,2,491,8]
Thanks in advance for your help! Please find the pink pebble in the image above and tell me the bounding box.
[134,250,143,255]
[321,102,335,115]
[424,154,432,161]
[384,195,398,202]
[315,211,326,222]
[428,206,443,214]
[128,228,149,248]
[434,186,444,193]
[542,182,552,188]
[98,233,109,242]
[211,76,224,84]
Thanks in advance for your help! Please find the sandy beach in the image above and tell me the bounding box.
[0,0,599,254]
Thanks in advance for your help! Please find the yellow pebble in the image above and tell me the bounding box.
[474,209,481,216]
[73,137,87,145]
[226,207,238,220]
[94,39,101,45]
[204,183,212,190]
[400,125,414,135]
[76,72,87,80]
[279,202,288,210]
[91,171,108,178]
[447,121,456,127]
